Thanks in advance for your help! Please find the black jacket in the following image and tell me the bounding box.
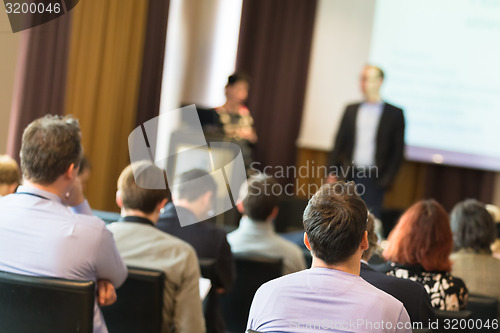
[329,102,405,188]
[360,262,434,326]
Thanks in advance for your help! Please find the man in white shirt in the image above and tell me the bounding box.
[107,161,205,333]
[0,115,127,333]
[228,174,306,274]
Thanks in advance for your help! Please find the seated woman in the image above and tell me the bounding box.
[383,199,468,311]
[450,199,500,311]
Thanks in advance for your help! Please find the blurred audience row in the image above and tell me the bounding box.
[1,114,500,333]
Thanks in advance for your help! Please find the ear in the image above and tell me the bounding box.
[115,190,123,208]
[156,198,168,213]
[269,206,279,220]
[360,230,369,251]
[303,232,312,251]
[236,200,244,214]
[65,163,77,180]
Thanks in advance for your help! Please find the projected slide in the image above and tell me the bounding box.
[369,0,500,170]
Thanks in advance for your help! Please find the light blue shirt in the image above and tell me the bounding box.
[0,185,127,333]
[353,102,384,167]
[227,216,307,275]
[247,267,411,332]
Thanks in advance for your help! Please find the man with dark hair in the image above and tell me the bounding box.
[247,182,411,333]
[360,213,434,327]
[329,65,405,219]
[0,154,21,196]
[0,115,127,333]
[107,162,205,332]
[228,174,306,275]
[156,169,234,333]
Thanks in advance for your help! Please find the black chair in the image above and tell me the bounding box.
[102,266,164,333]
[220,254,283,333]
[0,270,95,333]
[274,196,308,233]
[433,309,472,333]
[465,294,499,333]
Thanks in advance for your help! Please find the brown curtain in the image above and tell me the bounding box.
[235,0,317,182]
[64,0,149,211]
[7,14,72,161]
[135,0,170,128]
[423,165,495,211]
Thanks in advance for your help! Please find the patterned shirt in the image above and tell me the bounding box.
[387,264,468,311]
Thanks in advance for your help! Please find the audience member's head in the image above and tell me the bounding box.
[20,115,83,186]
[173,169,216,220]
[361,213,379,261]
[383,199,453,272]
[485,204,500,238]
[303,181,368,265]
[0,155,21,196]
[225,72,250,104]
[116,161,169,216]
[238,173,279,221]
[450,199,496,253]
[78,156,92,191]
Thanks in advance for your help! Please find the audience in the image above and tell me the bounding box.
[228,174,306,274]
[0,115,127,333]
[0,154,21,196]
[360,213,434,326]
[450,199,500,311]
[107,162,205,333]
[384,199,468,311]
[156,169,234,333]
[247,182,411,333]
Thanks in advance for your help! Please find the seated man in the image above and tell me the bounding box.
[228,174,306,274]
[0,115,127,333]
[156,169,235,332]
[360,213,434,327]
[107,162,205,333]
[247,182,411,333]
[0,154,21,196]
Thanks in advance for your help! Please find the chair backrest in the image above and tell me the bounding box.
[465,294,499,333]
[92,209,121,224]
[221,253,283,333]
[0,270,95,333]
[433,309,472,333]
[101,266,165,333]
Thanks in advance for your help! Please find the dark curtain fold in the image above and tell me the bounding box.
[7,14,72,162]
[135,0,170,128]
[235,0,317,182]
[423,164,495,211]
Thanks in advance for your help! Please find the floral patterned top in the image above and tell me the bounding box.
[387,264,468,311]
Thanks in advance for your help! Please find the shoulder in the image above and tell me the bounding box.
[383,102,404,114]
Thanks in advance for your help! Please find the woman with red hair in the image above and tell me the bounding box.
[383,199,468,311]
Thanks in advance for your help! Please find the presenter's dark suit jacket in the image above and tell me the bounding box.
[329,102,405,188]
[360,262,434,326]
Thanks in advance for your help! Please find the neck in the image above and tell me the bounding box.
[311,254,362,276]
[223,100,241,112]
[121,208,159,224]
[23,179,67,200]
[364,94,382,103]
[174,199,204,220]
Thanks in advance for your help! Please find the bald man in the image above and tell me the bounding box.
[329,65,405,219]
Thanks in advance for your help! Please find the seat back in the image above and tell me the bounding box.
[102,266,164,333]
[92,209,121,224]
[465,294,499,333]
[0,270,95,333]
[221,254,283,333]
[433,309,472,333]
